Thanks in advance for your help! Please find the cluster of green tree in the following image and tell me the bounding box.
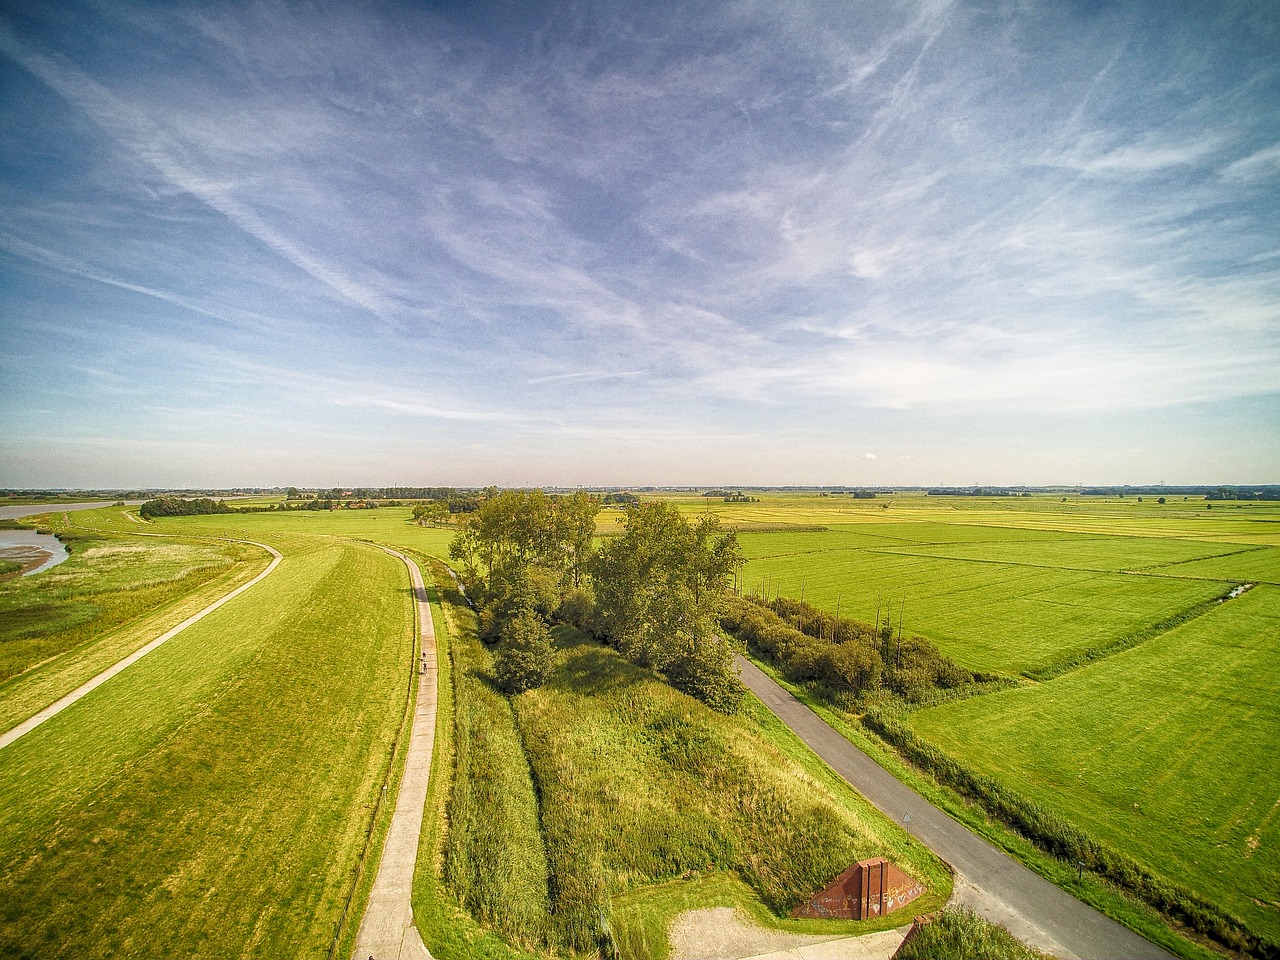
[1204,487,1280,501]
[721,595,977,704]
[139,496,235,519]
[449,495,746,712]
[588,502,747,712]
[600,491,639,507]
[700,489,758,501]
[449,490,600,695]
[849,490,877,499]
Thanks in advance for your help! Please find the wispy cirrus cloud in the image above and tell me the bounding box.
[1,0,1276,486]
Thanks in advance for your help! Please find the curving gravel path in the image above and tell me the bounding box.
[0,540,282,751]
[736,655,1176,960]
[350,548,438,960]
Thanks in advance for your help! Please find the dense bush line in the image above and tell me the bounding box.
[864,712,1277,960]
[720,595,981,704]
[440,589,552,950]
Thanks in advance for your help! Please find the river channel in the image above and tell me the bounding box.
[0,501,134,578]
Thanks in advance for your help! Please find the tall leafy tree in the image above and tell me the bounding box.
[589,502,745,710]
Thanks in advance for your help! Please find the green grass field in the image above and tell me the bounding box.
[911,584,1280,942]
[665,493,1280,949]
[0,520,416,958]
[5,494,1276,956]
[732,517,1245,676]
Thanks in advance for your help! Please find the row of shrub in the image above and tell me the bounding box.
[720,595,979,704]
[864,711,1277,960]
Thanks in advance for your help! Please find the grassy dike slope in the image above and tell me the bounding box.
[0,518,267,733]
[911,584,1280,942]
[425,556,949,960]
[0,534,414,959]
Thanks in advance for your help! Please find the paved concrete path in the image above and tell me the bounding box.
[736,656,1175,960]
[0,541,283,750]
[351,549,437,960]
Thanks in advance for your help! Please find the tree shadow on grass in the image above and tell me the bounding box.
[550,640,647,698]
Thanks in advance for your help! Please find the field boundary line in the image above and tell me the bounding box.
[0,540,283,750]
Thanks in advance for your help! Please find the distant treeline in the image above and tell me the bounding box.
[286,485,490,502]
[927,487,1029,497]
[139,497,235,519]
[1080,485,1280,499]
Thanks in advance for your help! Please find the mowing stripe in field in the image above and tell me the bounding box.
[0,540,283,750]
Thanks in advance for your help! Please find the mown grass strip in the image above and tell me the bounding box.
[0,540,413,959]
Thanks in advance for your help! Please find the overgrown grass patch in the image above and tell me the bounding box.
[441,581,551,949]
[895,907,1050,960]
[513,629,948,955]
[410,557,545,960]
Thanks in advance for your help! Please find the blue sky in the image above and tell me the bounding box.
[1,0,1277,488]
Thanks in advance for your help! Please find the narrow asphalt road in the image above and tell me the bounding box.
[351,549,438,960]
[737,656,1176,960]
[0,540,283,750]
